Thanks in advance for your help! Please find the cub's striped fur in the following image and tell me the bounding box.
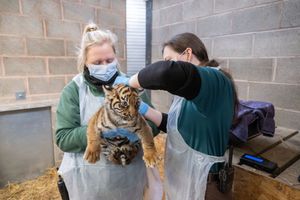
[84,84,158,167]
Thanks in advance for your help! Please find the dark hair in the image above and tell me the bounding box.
[162,32,239,124]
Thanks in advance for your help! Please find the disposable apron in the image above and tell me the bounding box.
[58,74,149,200]
[164,96,225,200]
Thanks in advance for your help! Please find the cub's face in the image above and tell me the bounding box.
[103,84,140,120]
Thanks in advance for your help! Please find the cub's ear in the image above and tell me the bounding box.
[102,85,113,95]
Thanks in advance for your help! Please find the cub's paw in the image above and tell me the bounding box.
[84,141,101,163]
[143,149,159,168]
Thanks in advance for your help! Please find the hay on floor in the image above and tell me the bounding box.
[0,134,166,200]
[0,168,60,200]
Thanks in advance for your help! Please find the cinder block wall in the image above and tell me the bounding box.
[0,0,126,165]
[0,0,126,103]
[152,0,300,130]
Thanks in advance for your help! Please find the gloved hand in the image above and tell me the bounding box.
[139,101,150,116]
[113,75,130,86]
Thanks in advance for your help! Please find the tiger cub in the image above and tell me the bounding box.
[84,84,158,167]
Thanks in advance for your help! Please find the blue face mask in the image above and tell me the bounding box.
[86,59,118,82]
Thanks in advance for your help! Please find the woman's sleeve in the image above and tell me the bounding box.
[55,82,87,153]
[137,60,201,100]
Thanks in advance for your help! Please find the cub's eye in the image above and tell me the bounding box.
[120,101,128,108]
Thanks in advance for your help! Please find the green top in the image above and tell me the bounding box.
[55,75,160,153]
[177,67,234,171]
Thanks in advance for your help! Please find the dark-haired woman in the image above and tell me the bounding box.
[114,32,238,200]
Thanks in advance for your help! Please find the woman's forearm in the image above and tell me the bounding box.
[143,107,167,133]
[144,106,162,127]
[128,73,141,89]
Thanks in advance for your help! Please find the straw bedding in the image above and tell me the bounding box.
[0,134,166,200]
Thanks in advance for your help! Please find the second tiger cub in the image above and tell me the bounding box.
[83,84,158,167]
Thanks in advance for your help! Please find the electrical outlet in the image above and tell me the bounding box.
[15,91,26,100]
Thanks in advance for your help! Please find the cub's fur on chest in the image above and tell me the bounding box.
[84,84,158,167]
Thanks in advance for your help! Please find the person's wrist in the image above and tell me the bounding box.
[127,76,131,86]
[125,77,130,86]
[138,101,149,116]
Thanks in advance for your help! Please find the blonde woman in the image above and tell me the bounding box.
[56,23,162,200]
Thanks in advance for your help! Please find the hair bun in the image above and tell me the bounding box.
[83,23,99,34]
[205,59,219,67]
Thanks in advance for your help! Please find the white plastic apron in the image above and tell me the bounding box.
[164,96,225,200]
[58,74,149,200]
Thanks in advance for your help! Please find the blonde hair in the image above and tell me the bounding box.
[77,23,118,71]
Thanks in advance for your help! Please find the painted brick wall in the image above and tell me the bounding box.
[151,0,300,130]
[0,0,126,103]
